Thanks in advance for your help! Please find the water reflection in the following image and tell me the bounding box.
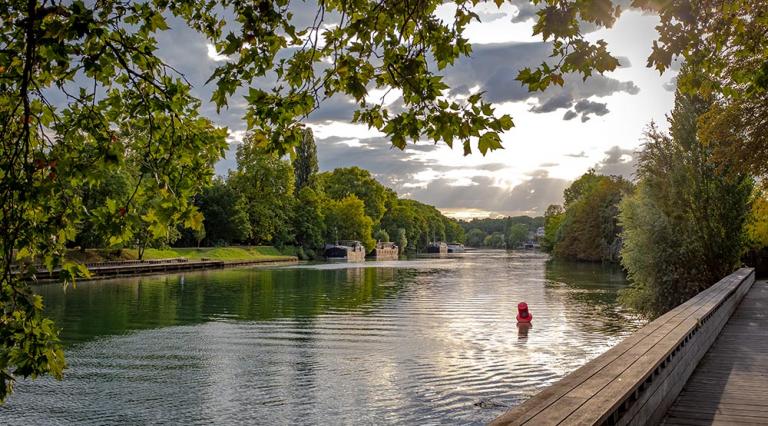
[2,251,643,425]
[517,323,532,341]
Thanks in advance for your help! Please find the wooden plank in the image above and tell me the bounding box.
[661,279,768,425]
[555,276,741,422]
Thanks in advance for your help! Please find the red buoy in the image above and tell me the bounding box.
[517,302,533,323]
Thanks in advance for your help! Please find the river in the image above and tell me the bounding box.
[1,250,642,424]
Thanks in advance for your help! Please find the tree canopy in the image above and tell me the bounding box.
[544,171,632,262]
[619,86,753,316]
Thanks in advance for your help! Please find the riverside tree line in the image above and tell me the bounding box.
[179,129,465,258]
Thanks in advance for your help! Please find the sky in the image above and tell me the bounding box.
[155,2,679,219]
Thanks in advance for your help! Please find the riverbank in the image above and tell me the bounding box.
[30,246,300,283]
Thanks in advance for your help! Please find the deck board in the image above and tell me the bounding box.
[662,280,768,425]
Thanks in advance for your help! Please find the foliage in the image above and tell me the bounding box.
[379,198,460,252]
[541,205,565,253]
[444,218,466,244]
[293,186,326,254]
[293,128,319,192]
[459,216,543,236]
[229,134,295,246]
[324,195,375,251]
[619,89,753,317]
[396,228,408,253]
[1,0,228,396]
[197,178,251,246]
[506,223,529,249]
[746,190,768,250]
[465,228,487,247]
[318,167,393,225]
[552,170,632,262]
[73,170,134,249]
[374,229,390,243]
[483,232,506,249]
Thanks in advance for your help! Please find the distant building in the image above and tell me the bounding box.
[535,227,545,238]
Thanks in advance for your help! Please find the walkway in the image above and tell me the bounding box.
[663,280,768,425]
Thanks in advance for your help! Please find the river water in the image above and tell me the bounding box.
[1,250,642,425]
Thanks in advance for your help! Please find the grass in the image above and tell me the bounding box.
[66,246,296,263]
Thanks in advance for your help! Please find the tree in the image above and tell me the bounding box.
[746,191,768,251]
[324,195,375,251]
[619,88,753,317]
[197,178,251,246]
[319,167,393,225]
[483,232,506,249]
[444,218,466,244]
[229,134,295,246]
[552,171,632,262]
[396,228,408,253]
[381,199,419,250]
[466,228,487,247]
[293,186,326,256]
[506,223,529,249]
[293,128,319,193]
[73,169,134,250]
[541,205,565,253]
[374,229,390,243]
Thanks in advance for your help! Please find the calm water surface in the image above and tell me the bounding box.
[1,250,642,424]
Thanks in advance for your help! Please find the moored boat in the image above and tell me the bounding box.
[367,242,399,260]
[324,240,366,262]
[425,241,448,254]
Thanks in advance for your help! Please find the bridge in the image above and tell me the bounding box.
[491,268,766,425]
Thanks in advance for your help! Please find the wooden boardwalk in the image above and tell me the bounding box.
[662,280,768,425]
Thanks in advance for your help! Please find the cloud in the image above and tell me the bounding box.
[562,99,610,122]
[563,110,578,121]
[530,92,574,113]
[403,173,569,216]
[442,42,640,122]
[507,0,541,23]
[594,146,636,179]
[663,76,677,92]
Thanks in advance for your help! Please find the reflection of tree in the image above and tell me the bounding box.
[34,267,403,345]
[544,260,643,335]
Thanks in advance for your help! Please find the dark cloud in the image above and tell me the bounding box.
[617,56,632,68]
[306,94,357,122]
[594,146,636,179]
[565,151,587,158]
[531,92,574,113]
[663,76,678,92]
[563,110,578,121]
[539,162,559,167]
[563,99,610,122]
[445,42,640,119]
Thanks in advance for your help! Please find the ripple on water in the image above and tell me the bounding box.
[1,250,643,425]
